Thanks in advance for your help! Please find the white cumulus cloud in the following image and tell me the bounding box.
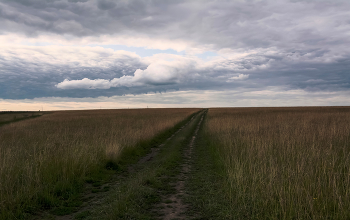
[226,74,249,82]
[56,57,197,89]
[56,78,112,89]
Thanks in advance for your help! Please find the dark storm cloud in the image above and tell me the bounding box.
[0,47,149,98]
[0,0,350,99]
[2,0,349,49]
[97,0,115,10]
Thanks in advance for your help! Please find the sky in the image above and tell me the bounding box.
[1,0,350,110]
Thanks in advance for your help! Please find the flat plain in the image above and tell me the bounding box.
[1,107,349,219]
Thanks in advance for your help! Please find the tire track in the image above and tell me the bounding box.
[128,112,198,173]
[156,112,205,219]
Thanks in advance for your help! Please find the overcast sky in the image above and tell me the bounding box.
[1,0,350,110]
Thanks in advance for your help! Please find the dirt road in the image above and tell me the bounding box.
[38,110,206,220]
[155,112,205,219]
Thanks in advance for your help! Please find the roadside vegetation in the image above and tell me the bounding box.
[204,107,350,219]
[0,108,198,219]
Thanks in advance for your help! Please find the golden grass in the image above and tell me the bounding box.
[0,108,198,218]
[206,107,350,219]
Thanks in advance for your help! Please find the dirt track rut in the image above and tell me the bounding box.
[156,112,205,219]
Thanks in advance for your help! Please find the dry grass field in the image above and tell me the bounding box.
[0,108,198,219]
[2,107,349,219]
[206,107,350,219]
[0,112,43,126]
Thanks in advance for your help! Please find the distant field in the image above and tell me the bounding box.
[205,107,350,219]
[0,108,198,219]
[0,111,43,126]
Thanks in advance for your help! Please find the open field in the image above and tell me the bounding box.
[0,108,198,219]
[205,107,350,219]
[1,107,350,219]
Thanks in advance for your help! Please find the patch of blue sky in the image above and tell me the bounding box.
[195,51,219,60]
[94,45,218,59]
[22,41,218,60]
[95,44,186,57]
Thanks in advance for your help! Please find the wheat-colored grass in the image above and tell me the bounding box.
[0,108,198,218]
[206,107,350,219]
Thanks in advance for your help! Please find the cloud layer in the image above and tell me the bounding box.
[0,0,350,107]
[2,0,350,52]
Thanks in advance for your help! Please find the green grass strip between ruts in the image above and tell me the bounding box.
[186,112,234,219]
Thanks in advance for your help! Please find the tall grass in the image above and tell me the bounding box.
[0,108,198,218]
[206,107,350,219]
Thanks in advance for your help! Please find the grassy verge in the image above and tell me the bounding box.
[86,111,204,219]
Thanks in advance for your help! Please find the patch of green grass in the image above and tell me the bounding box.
[105,160,119,171]
[74,210,91,219]
[91,189,100,193]
[50,206,76,216]
[37,191,59,210]
[92,182,102,187]
[84,178,94,184]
